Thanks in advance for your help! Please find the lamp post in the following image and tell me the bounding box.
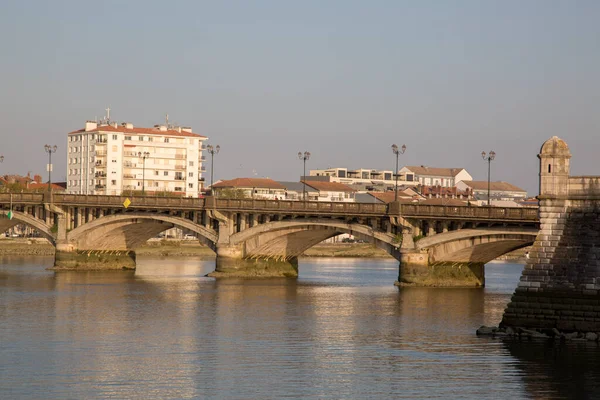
[481,150,496,206]
[206,144,220,191]
[44,145,57,191]
[298,151,311,201]
[138,151,150,195]
[391,144,406,201]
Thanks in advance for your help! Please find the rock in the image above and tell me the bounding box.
[585,332,598,341]
[552,328,562,337]
[563,332,579,340]
[520,328,548,338]
[476,326,497,336]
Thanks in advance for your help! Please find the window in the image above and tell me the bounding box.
[154,170,159,175]
[154,182,159,187]
[548,164,552,173]
[111,180,117,186]
[148,137,153,142]
[125,136,132,141]
[188,183,194,188]
[174,187,182,192]
[189,161,194,167]
[338,170,346,178]
[406,174,414,182]
[164,171,168,176]
[112,159,117,163]
[137,182,141,187]
[112,135,118,140]
[164,138,169,143]
[139,136,144,141]
[188,172,194,177]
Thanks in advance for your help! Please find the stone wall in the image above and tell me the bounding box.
[502,137,600,332]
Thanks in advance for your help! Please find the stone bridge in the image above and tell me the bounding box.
[0,191,538,285]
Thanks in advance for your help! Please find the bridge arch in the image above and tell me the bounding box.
[415,228,537,264]
[229,219,400,261]
[0,210,55,245]
[67,213,218,251]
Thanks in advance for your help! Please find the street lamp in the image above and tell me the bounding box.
[481,150,496,206]
[138,151,150,195]
[391,144,406,201]
[44,145,57,191]
[206,144,220,190]
[298,151,311,201]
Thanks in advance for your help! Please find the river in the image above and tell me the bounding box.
[1,256,600,399]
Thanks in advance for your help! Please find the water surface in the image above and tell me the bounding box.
[1,256,599,399]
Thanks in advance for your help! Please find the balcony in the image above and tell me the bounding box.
[200,156,206,161]
[175,177,185,181]
[95,184,106,189]
[200,166,206,172]
[95,162,106,168]
[95,172,106,178]
[95,151,107,156]
[123,174,136,179]
[201,144,207,150]
[199,177,205,182]
[175,165,185,170]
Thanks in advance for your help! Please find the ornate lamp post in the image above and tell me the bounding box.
[391,144,406,201]
[44,145,57,191]
[138,151,150,195]
[206,144,220,190]
[481,150,496,206]
[298,151,311,201]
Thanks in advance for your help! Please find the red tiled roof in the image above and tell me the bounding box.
[212,178,286,189]
[460,181,527,193]
[419,198,470,206]
[69,125,206,138]
[404,166,465,177]
[303,181,356,192]
[28,183,66,191]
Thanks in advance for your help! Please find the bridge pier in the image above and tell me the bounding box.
[53,250,136,270]
[207,244,298,278]
[396,250,485,287]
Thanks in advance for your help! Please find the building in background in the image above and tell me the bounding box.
[307,167,417,192]
[303,181,356,202]
[212,178,287,200]
[456,180,527,204]
[67,117,207,197]
[278,181,318,201]
[398,166,472,188]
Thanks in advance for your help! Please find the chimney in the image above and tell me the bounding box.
[159,125,167,132]
[85,121,98,131]
[112,122,118,128]
[181,127,192,133]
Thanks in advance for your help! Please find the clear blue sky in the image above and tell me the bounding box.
[1,0,599,194]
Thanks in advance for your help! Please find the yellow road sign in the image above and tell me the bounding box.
[123,198,131,208]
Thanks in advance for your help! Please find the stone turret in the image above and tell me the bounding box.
[538,136,571,198]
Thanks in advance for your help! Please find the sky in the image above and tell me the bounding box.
[1,0,599,195]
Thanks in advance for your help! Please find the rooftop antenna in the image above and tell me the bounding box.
[105,106,111,121]
[165,113,169,126]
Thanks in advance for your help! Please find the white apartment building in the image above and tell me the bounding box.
[67,120,208,197]
[309,167,417,190]
[398,166,472,188]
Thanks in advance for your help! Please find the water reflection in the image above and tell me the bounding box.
[1,257,600,398]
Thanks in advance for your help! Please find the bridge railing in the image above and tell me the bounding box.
[53,194,206,209]
[397,204,538,220]
[214,199,388,214]
[0,193,45,204]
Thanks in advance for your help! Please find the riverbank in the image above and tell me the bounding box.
[0,239,393,258]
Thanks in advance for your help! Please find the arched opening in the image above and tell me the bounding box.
[67,213,218,252]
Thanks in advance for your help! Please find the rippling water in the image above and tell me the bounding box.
[1,256,600,399]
